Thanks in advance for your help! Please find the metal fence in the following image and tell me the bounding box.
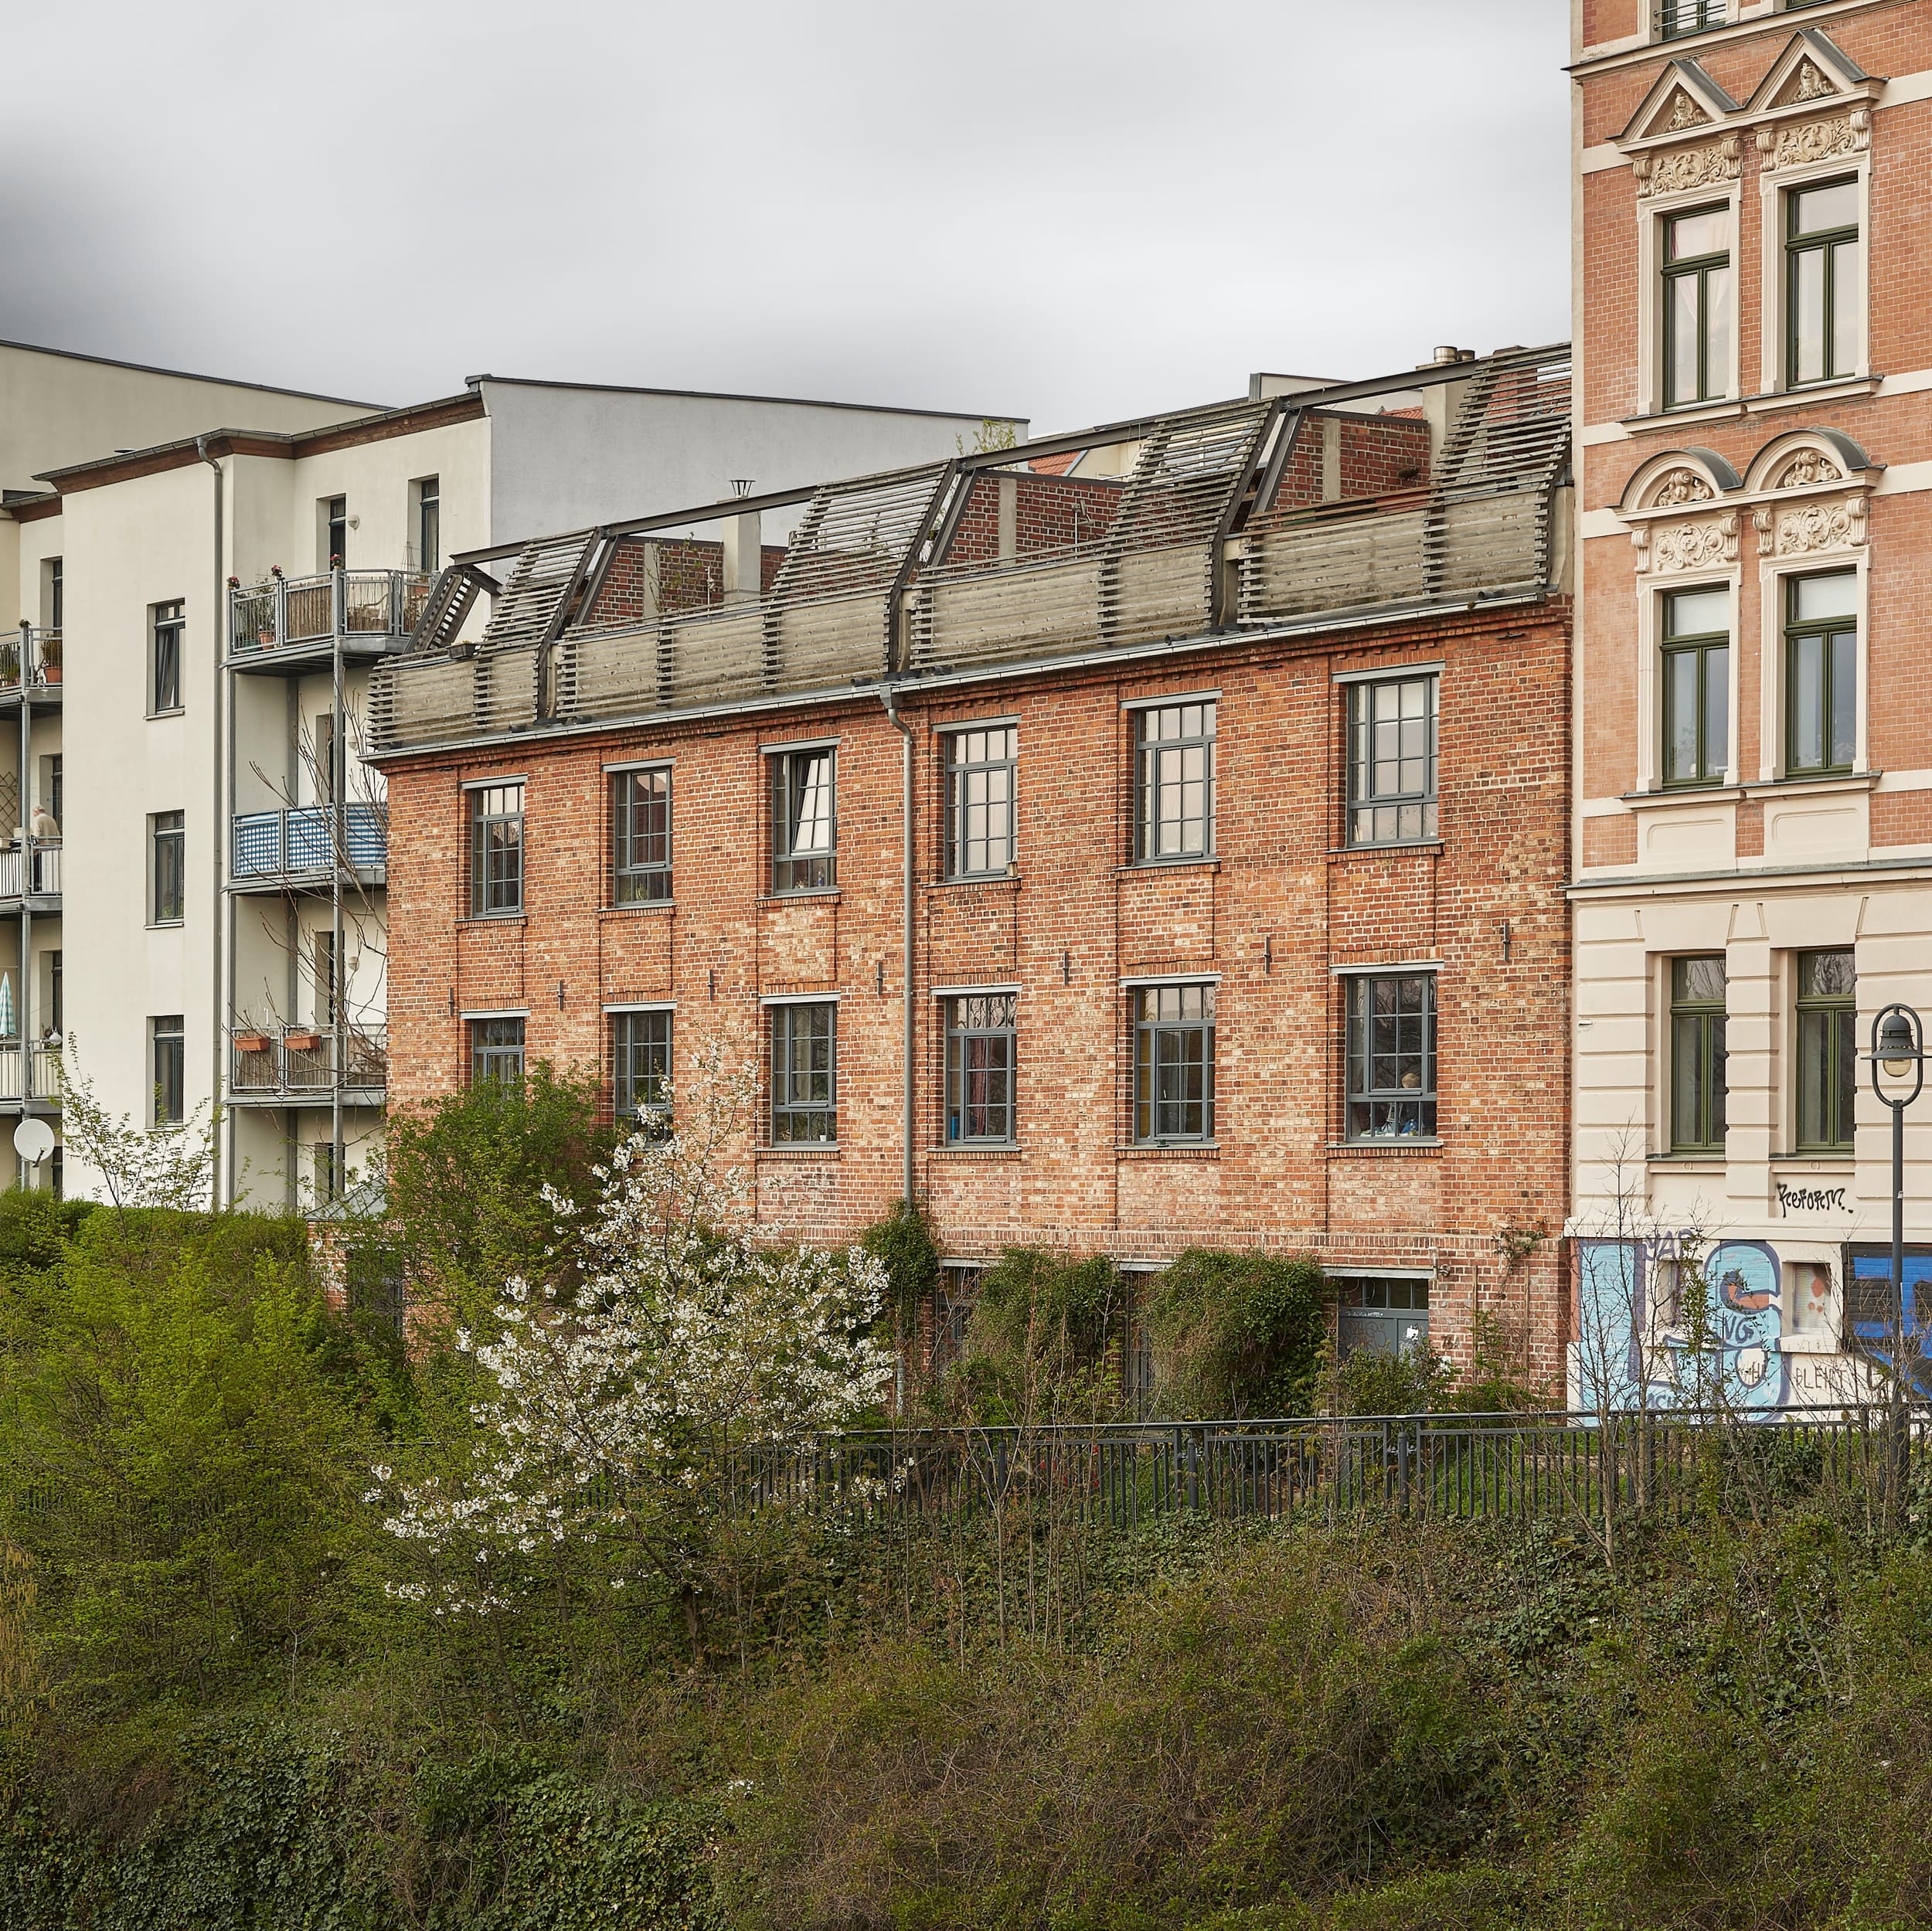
[233,804,385,879]
[230,570,433,656]
[230,1027,386,1097]
[0,838,61,899]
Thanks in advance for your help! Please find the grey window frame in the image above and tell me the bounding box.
[1795,949,1855,1154]
[770,747,837,893]
[1785,175,1860,389]
[416,474,440,573]
[151,1014,185,1126]
[1337,1276,1433,1358]
[151,599,185,715]
[1133,701,1216,863]
[944,726,1018,878]
[150,810,185,925]
[1132,982,1216,1144]
[1347,673,1438,846]
[324,495,347,571]
[1657,0,1724,38]
[612,766,672,903]
[931,1262,984,1374]
[468,781,525,916]
[1661,588,1730,788]
[470,1015,526,1085]
[1662,203,1732,408]
[1345,972,1438,1142]
[613,1008,672,1124]
[1669,955,1729,1154]
[770,1001,837,1144]
[46,557,62,633]
[1784,569,1856,778]
[944,992,1017,1144]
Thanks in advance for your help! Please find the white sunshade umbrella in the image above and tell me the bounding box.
[0,972,15,1040]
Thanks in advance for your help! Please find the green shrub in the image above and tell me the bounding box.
[957,1249,1125,1416]
[1142,1250,1331,1417]
[859,1197,940,1335]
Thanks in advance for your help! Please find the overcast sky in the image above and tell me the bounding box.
[0,1,1569,437]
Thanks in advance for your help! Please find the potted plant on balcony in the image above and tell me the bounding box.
[284,1025,322,1052]
[38,634,60,683]
[233,1023,270,1052]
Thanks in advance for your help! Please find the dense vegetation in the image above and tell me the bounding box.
[3,1081,1929,1928]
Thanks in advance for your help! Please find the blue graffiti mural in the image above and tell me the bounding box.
[1842,1245,1932,1397]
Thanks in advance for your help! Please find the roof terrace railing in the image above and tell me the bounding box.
[230,569,434,658]
[0,627,63,696]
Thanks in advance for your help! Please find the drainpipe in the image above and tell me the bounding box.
[197,436,226,1209]
[879,683,916,1207]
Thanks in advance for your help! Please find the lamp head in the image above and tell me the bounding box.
[1876,1009,1921,1079]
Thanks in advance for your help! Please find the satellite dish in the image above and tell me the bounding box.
[13,1118,55,1167]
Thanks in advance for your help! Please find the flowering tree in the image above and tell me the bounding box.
[377,1044,892,1644]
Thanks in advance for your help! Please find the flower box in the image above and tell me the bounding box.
[283,1029,322,1051]
[233,1032,270,1052]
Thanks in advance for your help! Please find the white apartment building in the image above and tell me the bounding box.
[0,345,1022,1207]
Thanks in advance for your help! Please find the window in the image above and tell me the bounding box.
[312,1142,338,1205]
[46,951,61,1035]
[944,992,1016,1144]
[323,496,347,571]
[314,930,337,1027]
[150,811,185,924]
[415,475,440,573]
[1662,205,1732,408]
[1784,569,1856,777]
[314,712,337,804]
[1661,585,1729,787]
[944,726,1017,877]
[468,783,524,916]
[612,767,672,903]
[770,747,835,892]
[1134,702,1215,862]
[1657,0,1723,36]
[1338,1277,1432,1358]
[1133,984,1216,1144]
[770,1002,836,1143]
[45,558,62,633]
[1796,949,1855,1154]
[151,599,184,713]
[1345,973,1437,1141]
[151,1015,185,1125]
[1348,674,1437,845]
[932,1263,984,1374]
[1121,1268,1158,1409]
[44,755,61,828]
[614,1009,672,1122]
[470,1016,525,1085]
[346,1242,406,1336]
[1786,177,1859,388]
[1670,955,1729,1154]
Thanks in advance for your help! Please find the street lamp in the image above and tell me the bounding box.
[1866,1004,1927,1406]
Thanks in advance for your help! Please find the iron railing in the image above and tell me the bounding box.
[1657,0,1724,36]
[0,838,61,900]
[230,569,433,657]
[0,1041,61,1104]
[0,626,62,695]
[229,1026,386,1097]
[232,804,384,879]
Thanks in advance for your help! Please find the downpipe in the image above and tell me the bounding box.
[879,682,917,1416]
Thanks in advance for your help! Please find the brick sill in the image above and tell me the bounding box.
[1115,859,1220,879]
[1327,1140,1442,1158]
[1327,841,1444,861]
[1117,1143,1220,1160]
[599,899,676,917]
[757,1145,840,1161]
[757,889,842,906]
[927,1145,1023,1161]
[925,873,1022,895]
[457,913,527,930]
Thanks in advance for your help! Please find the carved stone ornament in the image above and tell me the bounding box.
[1634,137,1741,199]
[1758,110,1869,171]
[1774,449,1844,489]
[1774,497,1866,556]
[1638,514,1739,575]
[1648,467,1716,508]
[1784,59,1836,107]
[1665,88,1711,131]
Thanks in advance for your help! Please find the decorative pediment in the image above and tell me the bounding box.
[1751,498,1866,556]
[1619,59,1742,149]
[1743,429,1880,495]
[1743,29,1875,118]
[1633,514,1739,576]
[1616,447,1743,517]
[1634,137,1742,199]
[1757,108,1870,171]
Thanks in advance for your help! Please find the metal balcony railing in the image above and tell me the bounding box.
[0,627,63,695]
[0,839,62,901]
[0,1042,61,1105]
[1656,0,1724,36]
[232,806,384,880]
[230,569,434,658]
[229,1027,386,1097]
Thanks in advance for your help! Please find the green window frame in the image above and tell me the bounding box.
[1785,176,1859,389]
[1795,949,1855,1154]
[1660,586,1730,787]
[1669,956,1728,1154]
[1784,569,1857,778]
[1662,204,1733,408]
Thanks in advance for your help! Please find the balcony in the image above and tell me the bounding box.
[0,627,63,705]
[229,569,433,675]
[227,1026,386,1106]
[0,839,61,910]
[231,806,384,891]
[0,1041,61,1113]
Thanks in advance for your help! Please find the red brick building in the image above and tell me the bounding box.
[371,351,1576,1389]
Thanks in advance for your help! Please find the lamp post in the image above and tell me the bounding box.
[1866,1004,1926,1461]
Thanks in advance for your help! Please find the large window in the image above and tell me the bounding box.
[944,993,1016,1144]
[770,748,836,893]
[1658,0,1723,37]
[416,474,440,573]
[1661,585,1729,787]
[944,726,1017,878]
[770,1002,836,1143]
[1348,674,1437,845]
[1337,1277,1432,1358]
[1796,949,1855,1154]
[470,1016,525,1085]
[151,1015,185,1126]
[1345,973,1437,1141]
[613,1009,672,1123]
[150,810,184,924]
[932,1262,984,1374]
[1132,983,1216,1144]
[1670,956,1728,1154]
[468,782,525,916]
[1133,702,1215,862]
[151,600,184,714]
[1785,569,1856,777]
[323,495,347,571]
[612,767,672,903]
[1786,177,1859,388]
[1662,205,1732,408]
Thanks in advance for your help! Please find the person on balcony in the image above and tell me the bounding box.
[29,804,56,840]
